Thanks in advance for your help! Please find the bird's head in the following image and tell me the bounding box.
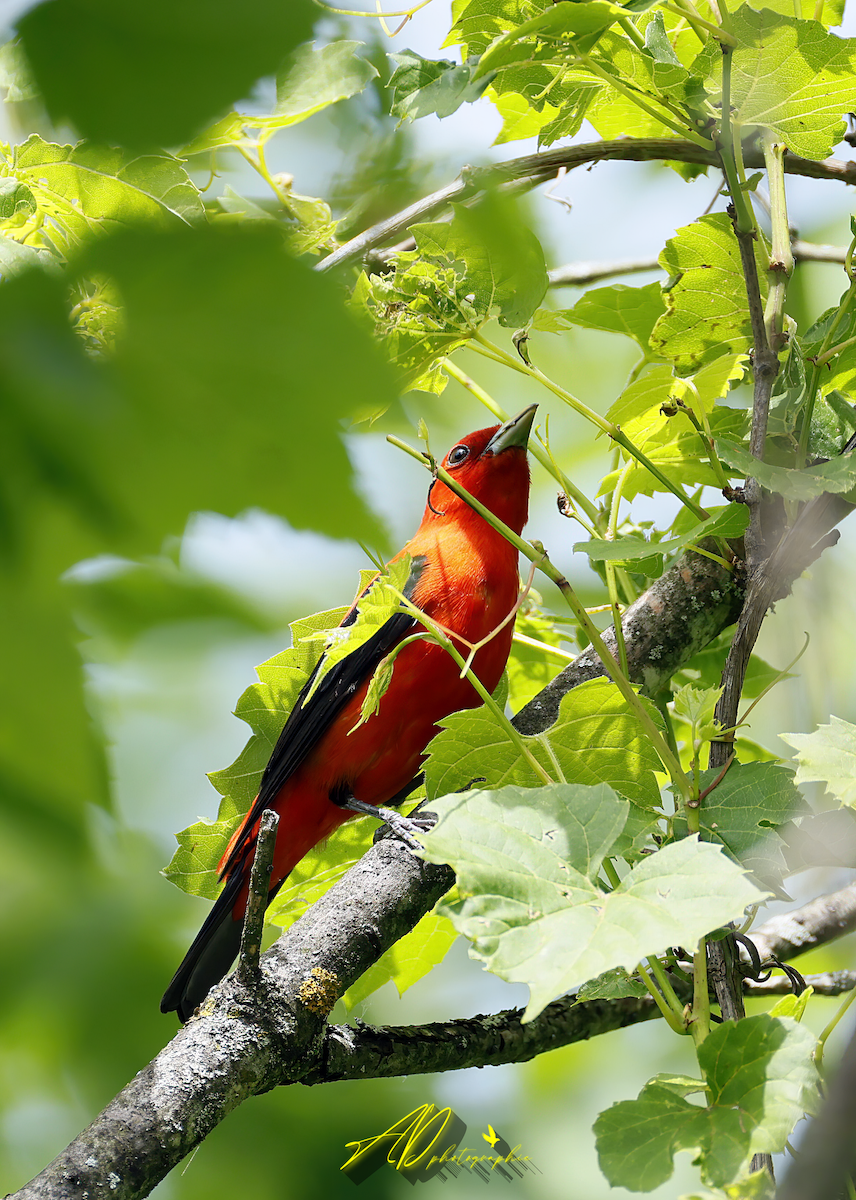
[424,405,536,536]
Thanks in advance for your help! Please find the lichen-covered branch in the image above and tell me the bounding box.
[513,547,743,735]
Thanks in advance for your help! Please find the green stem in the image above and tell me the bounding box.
[386,436,694,806]
[691,938,711,1046]
[471,334,709,522]
[662,0,737,42]
[393,595,556,787]
[815,984,856,1076]
[618,15,646,48]
[607,461,633,678]
[602,857,622,888]
[575,53,712,148]
[762,131,793,350]
[637,962,687,1034]
[815,332,856,367]
[716,48,756,238]
[647,954,686,1018]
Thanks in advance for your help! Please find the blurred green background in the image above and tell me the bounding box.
[3,2,856,1196]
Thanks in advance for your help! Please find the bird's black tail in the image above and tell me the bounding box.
[160,871,246,1022]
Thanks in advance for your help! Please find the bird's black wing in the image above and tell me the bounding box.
[218,556,426,878]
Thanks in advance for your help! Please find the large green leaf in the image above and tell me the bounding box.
[672,761,806,892]
[0,136,203,261]
[424,677,664,809]
[388,50,488,120]
[557,282,665,353]
[574,505,749,575]
[17,0,315,148]
[78,224,394,545]
[696,5,856,159]
[412,194,547,329]
[418,783,767,1020]
[595,1015,818,1190]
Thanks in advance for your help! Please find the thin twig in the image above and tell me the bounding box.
[237,810,279,984]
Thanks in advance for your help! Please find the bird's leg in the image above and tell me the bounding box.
[333,779,435,850]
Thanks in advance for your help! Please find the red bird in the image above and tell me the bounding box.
[161,406,535,1020]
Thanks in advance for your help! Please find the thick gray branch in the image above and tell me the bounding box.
[513,546,743,735]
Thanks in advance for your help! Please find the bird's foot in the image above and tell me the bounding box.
[341,796,436,849]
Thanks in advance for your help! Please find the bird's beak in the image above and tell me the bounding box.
[485,404,537,455]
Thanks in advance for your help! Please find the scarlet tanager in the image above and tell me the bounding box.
[161,405,536,1020]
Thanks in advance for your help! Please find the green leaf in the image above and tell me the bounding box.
[575,966,648,1002]
[781,716,856,806]
[557,281,665,352]
[595,1015,818,1190]
[389,50,488,120]
[424,677,665,810]
[78,225,394,545]
[599,407,747,501]
[673,683,722,739]
[651,214,768,375]
[163,605,348,897]
[672,762,806,893]
[574,505,748,572]
[715,437,856,500]
[695,5,856,159]
[3,136,203,260]
[506,609,569,714]
[302,554,413,709]
[419,783,767,1020]
[17,0,315,148]
[267,41,378,129]
[412,192,547,328]
[769,986,813,1021]
[607,354,747,435]
[342,909,459,1010]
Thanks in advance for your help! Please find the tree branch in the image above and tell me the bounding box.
[317,140,856,274]
[14,524,856,1197]
[546,241,847,288]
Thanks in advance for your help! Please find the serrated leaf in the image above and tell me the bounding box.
[781,716,856,805]
[607,354,747,438]
[672,762,806,893]
[696,5,856,159]
[651,214,768,375]
[419,783,766,1020]
[557,281,665,352]
[412,192,547,328]
[4,136,203,260]
[424,677,664,809]
[304,554,412,707]
[267,40,378,129]
[716,438,856,500]
[600,407,748,500]
[595,1014,818,1190]
[389,50,488,120]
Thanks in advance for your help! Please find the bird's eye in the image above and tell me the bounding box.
[448,444,470,467]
